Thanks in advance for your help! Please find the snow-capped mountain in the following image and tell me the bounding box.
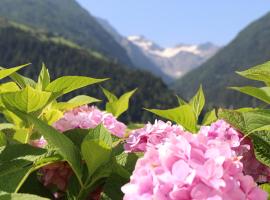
[128,35,220,78]
[96,17,220,82]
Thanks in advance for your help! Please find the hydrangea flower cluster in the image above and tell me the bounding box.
[199,120,270,183]
[124,120,185,152]
[31,105,126,198]
[122,120,268,200]
[53,105,126,137]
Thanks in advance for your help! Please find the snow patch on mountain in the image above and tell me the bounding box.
[127,35,220,78]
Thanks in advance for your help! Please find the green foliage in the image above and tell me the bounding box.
[37,64,50,90]
[230,86,270,104]
[250,131,270,167]
[0,64,29,80]
[0,131,7,147]
[0,82,20,93]
[189,85,205,120]
[81,125,112,177]
[1,86,51,113]
[102,88,137,118]
[146,105,197,132]
[218,109,270,134]
[55,95,100,111]
[176,95,187,106]
[46,76,107,98]
[0,144,61,193]
[146,86,209,133]
[202,109,217,125]
[260,184,270,200]
[236,61,270,85]
[218,62,270,171]
[0,193,49,200]
[15,111,83,183]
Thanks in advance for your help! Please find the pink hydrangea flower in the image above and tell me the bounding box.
[30,136,47,148]
[122,120,268,200]
[200,120,270,183]
[38,162,72,193]
[124,120,185,152]
[30,105,126,199]
[53,105,126,137]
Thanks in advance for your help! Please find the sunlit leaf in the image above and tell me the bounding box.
[101,87,118,102]
[236,61,270,85]
[81,124,112,177]
[37,64,50,90]
[230,86,270,104]
[1,86,51,113]
[189,85,205,120]
[146,105,197,132]
[202,109,217,125]
[106,89,137,118]
[0,64,29,80]
[46,76,107,98]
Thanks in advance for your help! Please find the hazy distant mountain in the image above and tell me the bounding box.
[173,12,270,109]
[128,35,220,79]
[96,17,172,83]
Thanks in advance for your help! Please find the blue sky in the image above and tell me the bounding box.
[76,0,270,47]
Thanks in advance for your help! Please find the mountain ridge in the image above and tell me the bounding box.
[96,17,172,83]
[172,11,270,108]
[128,35,220,79]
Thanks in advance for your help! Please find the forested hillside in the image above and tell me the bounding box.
[0,0,133,66]
[0,18,177,122]
[173,12,270,109]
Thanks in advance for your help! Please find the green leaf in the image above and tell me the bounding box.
[115,152,140,173]
[12,111,83,184]
[2,110,24,127]
[0,131,7,147]
[101,173,127,200]
[189,85,205,120]
[64,129,88,147]
[218,109,270,134]
[0,64,29,80]
[68,95,101,105]
[101,87,118,102]
[0,144,47,192]
[1,86,51,113]
[176,95,187,106]
[9,73,36,89]
[230,86,270,104]
[37,64,50,90]
[202,109,217,125]
[0,123,15,131]
[42,109,63,125]
[81,124,112,177]
[0,82,20,93]
[250,131,270,167]
[13,128,29,144]
[145,105,197,132]
[18,172,54,199]
[55,95,101,110]
[260,183,270,200]
[0,193,49,200]
[106,89,137,118]
[236,61,270,85]
[46,76,107,98]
